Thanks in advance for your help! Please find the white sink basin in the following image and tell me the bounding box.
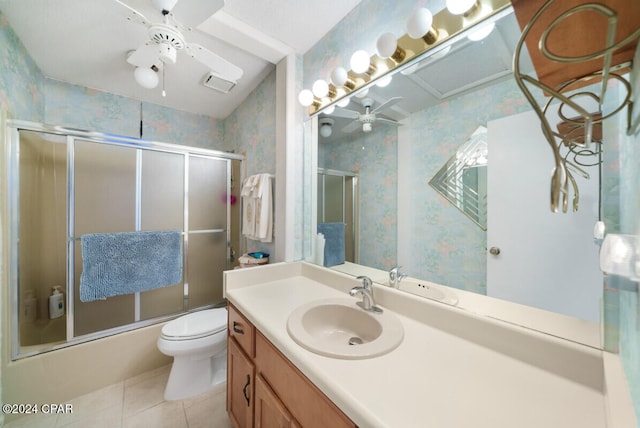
[286,298,404,359]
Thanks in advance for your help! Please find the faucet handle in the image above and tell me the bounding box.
[356,275,373,290]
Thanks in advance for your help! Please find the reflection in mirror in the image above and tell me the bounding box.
[311,7,619,346]
[428,126,488,230]
[317,169,359,264]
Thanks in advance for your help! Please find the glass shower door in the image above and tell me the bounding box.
[73,139,137,336]
[186,155,229,309]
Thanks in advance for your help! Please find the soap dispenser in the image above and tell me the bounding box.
[48,286,65,319]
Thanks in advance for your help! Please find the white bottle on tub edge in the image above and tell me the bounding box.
[49,286,64,319]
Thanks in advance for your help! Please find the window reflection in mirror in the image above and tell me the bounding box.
[429,126,488,230]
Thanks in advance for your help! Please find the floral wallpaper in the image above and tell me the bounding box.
[44,79,225,149]
[0,13,43,121]
[223,68,277,256]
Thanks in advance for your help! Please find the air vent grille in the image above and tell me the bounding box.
[202,71,236,94]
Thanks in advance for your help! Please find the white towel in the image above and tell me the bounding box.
[241,173,273,242]
[241,174,259,238]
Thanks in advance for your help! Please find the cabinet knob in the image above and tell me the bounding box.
[489,247,501,255]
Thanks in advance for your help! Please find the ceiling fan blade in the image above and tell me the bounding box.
[172,0,225,28]
[114,0,150,26]
[330,108,359,120]
[376,117,401,126]
[341,120,361,134]
[185,43,243,81]
[371,97,403,114]
[126,43,162,68]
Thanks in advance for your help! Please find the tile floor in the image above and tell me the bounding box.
[3,365,232,428]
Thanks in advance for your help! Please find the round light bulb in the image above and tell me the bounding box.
[376,75,393,88]
[324,105,335,115]
[406,8,433,39]
[312,79,329,98]
[320,123,333,138]
[134,67,159,89]
[446,0,477,15]
[298,89,314,107]
[376,32,398,58]
[337,97,350,108]
[330,67,348,87]
[355,88,369,98]
[350,50,370,74]
[467,22,495,41]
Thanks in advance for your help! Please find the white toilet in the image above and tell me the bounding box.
[157,307,228,401]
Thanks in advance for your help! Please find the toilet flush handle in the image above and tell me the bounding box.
[232,321,244,334]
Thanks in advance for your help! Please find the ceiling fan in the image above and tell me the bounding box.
[331,97,403,133]
[115,0,243,93]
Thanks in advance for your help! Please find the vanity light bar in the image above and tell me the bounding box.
[302,0,512,116]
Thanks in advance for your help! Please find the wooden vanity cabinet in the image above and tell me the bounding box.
[227,304,357,428]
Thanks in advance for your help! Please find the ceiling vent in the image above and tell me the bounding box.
[202,71,237,94]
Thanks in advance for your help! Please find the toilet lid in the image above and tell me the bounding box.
[161,308,227,340]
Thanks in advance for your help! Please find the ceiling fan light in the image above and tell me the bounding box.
[319,118,335,138]
[152,0,179,12]
[312,79,329,98]
[350,50,371,74]
[134,66,159,89]
[298,89,315,107]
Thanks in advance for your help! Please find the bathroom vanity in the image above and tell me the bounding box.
[224,262,635,428]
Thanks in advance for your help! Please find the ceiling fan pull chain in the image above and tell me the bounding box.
[162,65,167,97]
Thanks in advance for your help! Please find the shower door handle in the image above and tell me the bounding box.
[242,374,251,406]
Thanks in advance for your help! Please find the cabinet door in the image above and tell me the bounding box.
[255,332,356,428]
[254,375,300,428]
[228,337,255,428]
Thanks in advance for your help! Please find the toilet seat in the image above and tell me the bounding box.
[161,308,227,341]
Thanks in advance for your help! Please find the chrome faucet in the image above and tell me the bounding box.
[388,266,407,288]
[349,275,382,313]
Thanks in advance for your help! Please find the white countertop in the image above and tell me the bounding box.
[224,262,620,428]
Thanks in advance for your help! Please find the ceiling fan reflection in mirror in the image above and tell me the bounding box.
[115,0,243,95]
[331,97,403,133]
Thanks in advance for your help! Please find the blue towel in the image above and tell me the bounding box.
[80,230,183,302]
[317,223,345,267]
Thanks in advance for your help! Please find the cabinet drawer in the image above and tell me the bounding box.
[229,304,255,358]
[255,332,356,428]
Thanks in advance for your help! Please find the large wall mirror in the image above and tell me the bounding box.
[308,6,635,347]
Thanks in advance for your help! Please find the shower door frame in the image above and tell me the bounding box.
[6,119,244,360]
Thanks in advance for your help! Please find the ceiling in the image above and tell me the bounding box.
[0,0,362,118]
